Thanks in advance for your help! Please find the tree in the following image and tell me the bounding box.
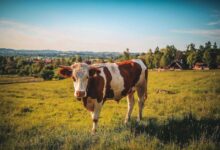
[55,58,61,67]
[217,55,220,65]
[187,51,198,68]
[123,48,130,60]
[76,55,82,62]
[199,45,204,51]
[187,43,196,51]
[160,54,170,68]
[19,65,31,76]
[203,50,212,67]
[31,63,42,76]
[108,57,114,63]
[145,49,154,69]
[213,42,218,49]
[205,41,212,50]
[159,45,177,67]
[153,47,162,68]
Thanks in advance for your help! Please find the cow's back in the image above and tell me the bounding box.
[102,59,147,101]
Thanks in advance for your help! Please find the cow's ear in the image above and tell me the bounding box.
[58,66,72,78]
[89,68,101,76]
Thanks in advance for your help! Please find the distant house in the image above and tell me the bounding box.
[33,58,41,63]
[45,58,53,64]
[193,62,209,70]
[168,61,183,71]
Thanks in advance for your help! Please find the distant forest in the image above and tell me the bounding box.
[0,41,220,80]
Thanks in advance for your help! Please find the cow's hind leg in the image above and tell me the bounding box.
[91,101,102,133]
[137,86,147,122]
[124,92,135,124]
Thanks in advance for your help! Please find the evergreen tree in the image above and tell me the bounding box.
[123,48,130,60]
[145,49,154,69]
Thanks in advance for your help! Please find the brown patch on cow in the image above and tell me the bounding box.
[89,68,101,76]
[103,67,114,100]
[82,98,95,111]
[58,68,72,78]
[93,119,98,123]
[82,69,105,111]
[117,60,142,96]
[86,73,104,103]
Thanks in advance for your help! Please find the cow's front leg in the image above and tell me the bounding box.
[90,100,102,133]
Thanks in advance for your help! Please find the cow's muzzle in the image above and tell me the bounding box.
[75,91,86,98]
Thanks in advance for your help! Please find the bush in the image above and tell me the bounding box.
[40,69,54,80]
[54,74,64,80]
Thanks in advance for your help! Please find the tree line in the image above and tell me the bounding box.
[0,41,220,80]
[0,56,83,80]
[139,41,220,69]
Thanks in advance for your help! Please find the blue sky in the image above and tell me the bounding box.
[0,0,220,52]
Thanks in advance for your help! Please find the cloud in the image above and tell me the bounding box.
[207,20,220,26]
[0,19,166,51]
[0,19,125,51]
[211,10,220,17]
[0,20,74,50]
[171,29,220,37]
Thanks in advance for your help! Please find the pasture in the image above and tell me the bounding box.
[0,70,220,150]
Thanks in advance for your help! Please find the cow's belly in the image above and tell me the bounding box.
[105,64,125,100]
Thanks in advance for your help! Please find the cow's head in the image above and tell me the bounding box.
[59,63,101,98]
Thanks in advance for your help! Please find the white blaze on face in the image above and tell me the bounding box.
[105,63,124,99]
[72,65,89,97]
[73,77,88,96]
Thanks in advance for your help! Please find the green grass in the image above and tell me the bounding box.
[0,70,220,149]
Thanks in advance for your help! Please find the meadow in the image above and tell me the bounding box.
[0,70,220,150]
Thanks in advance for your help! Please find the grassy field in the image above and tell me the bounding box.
[0,70,220,150]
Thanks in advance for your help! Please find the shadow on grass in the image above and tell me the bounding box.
[126,113,220,146]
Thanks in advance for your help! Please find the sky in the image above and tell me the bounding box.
[0,0,220,52]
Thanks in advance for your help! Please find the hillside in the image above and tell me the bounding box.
[0,48,123,58]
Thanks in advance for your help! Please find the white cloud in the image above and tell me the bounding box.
[209,10,220,26]
[211,10,220,17]
[207,20,220,26]
[171,29,220,37]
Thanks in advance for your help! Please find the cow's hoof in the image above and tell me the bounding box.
[91,129,96,135]
[124,118,130,124]
[136,118,142,122]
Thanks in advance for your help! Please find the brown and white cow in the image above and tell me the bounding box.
[59,59,148,133]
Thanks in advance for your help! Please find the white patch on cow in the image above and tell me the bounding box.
[105,63,124,100]
[99,68,106,102]
[132,59,147,87]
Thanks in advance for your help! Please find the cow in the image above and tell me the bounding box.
[59,59,148,133]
